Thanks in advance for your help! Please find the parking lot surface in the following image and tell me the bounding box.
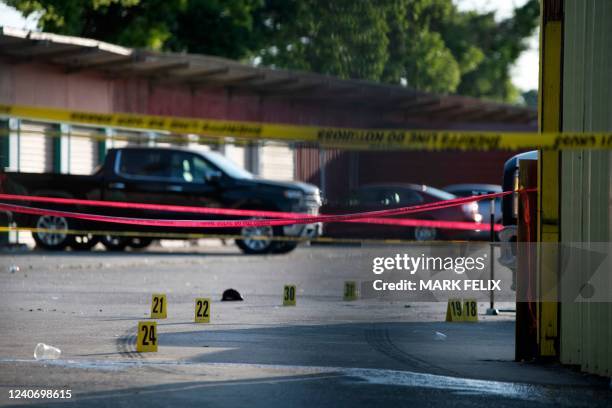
[0,244,610,407]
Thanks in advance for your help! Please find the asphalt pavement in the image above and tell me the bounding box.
[0,242,610,407]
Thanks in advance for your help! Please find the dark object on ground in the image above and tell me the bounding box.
[222,288,243,301]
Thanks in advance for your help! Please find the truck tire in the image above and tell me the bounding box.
[32,214,73,250]
[236,224,275,255]
[101,235,129,251]
[70,234,100,251]
[129,237,153,250]
[271,241,299,254]
[414,226,437,241]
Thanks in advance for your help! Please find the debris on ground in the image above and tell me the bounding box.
[433,331,448,341]
[34,343,61,360]
[222,288,244,301]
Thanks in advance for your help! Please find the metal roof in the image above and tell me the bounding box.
[0,26,537,125]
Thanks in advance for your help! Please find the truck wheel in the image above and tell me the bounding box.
[32,215,72,250]
[414,226,437,241]
[101,235,129,251]
[236,225,274,254]
[271,241,299,254]
[70,234,100,251]
[129,237,153,250]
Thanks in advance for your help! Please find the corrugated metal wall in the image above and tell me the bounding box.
[295,146,321,185]
[69,126,100,175]
[358,151,516,189]
[295,147,351,201]
[561,0,612,377]
[17,121,54,173]
[260,142,295,181]
[224,142,245,169]
[107,129,143,148]
[9,123,257,179]
[8,120,55,245]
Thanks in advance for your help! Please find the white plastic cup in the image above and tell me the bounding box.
[433,331,448,341]
[33,343,61,360]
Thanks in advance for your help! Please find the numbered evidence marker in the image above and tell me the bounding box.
[462,298,478,322]
[150,293,167,319]
[195,298,211,323]
[445,298,464,322]
[343,281,358,301]
[136,321,158,352]
[283,285,296,306]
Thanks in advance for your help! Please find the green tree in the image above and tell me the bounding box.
[170,0,262,59]
[253,0,539,99]
[5,0,262,56]
[6,0,539,102]
[522,89,538,108]
[252,0,463,91]
[252,0,391,81]
[441,0,540,101]
[382,0,463,93]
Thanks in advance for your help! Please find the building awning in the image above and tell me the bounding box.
[0,26,536,125]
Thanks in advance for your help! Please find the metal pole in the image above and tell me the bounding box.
[486,197,498,315]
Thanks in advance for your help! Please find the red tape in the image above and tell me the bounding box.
[353,217,503,232]
[0,193,299,219]
[0,189,535,231]
[0,190,514,218]
[0,202,498,231]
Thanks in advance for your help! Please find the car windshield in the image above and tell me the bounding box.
[454,189,494,197]
[202,150,254,180]
[445,185,502,197]
[424,186,457,200]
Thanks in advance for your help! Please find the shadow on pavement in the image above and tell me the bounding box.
[3,249,245,258]
[5,368,611,408]
[117,321,607,387]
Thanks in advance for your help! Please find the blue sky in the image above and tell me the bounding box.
[0,0,539,91]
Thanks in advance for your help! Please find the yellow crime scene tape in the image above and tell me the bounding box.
[0,226,470,245]
[3,103,612,151]
[0,127,229,147]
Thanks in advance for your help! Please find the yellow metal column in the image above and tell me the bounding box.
[538,0,562,358]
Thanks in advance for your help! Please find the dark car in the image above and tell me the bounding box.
[443,183,503,241]
[0,147,322,254]
[498,151,538,289]
[321,184,482,241]
[502,151,538,226]
[443,184,502,224]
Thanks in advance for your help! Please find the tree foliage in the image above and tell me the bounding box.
[6,0,262,58]
[253,1,391,81]
[6,0,539,102]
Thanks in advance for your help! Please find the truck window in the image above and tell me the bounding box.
[118,149,215,183]
[119,150,173,178]
[380,189,423,206]
[398,189,424,205]
[349,188,381,206]
[169,151,214,183]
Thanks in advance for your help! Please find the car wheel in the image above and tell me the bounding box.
[101,235,130,251]
[414,226,437,241]
[70,234,100,251]
[129,237,153,250]
[236,225,274,254]
[32,214,72,250]
[271,241,299,254]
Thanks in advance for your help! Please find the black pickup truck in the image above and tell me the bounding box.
[0,147,322,254]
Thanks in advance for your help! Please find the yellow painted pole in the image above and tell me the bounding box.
[538,0,562,358]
